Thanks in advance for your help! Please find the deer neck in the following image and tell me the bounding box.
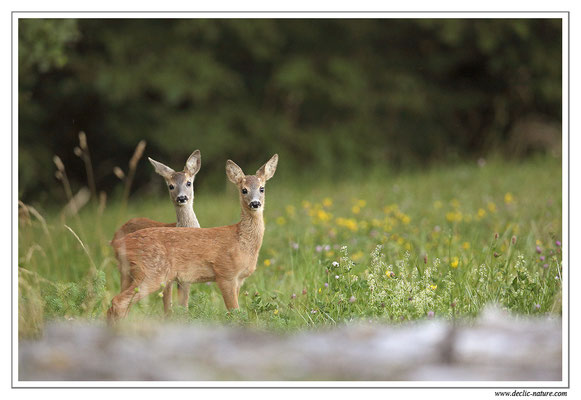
[175,203,200,228]
[238,208,265,254]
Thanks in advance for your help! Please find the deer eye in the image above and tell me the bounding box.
[242,188,248,194]
[260,187,264,193]
[168,184,175,190]
[186,181,191,187]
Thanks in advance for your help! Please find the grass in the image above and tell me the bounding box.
[18,155,563,338]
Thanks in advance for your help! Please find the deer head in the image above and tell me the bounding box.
[148,150,201,208]
[226,154,278,213]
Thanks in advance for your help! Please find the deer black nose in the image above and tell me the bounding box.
[249,201,261,209]
[176,195,188,204]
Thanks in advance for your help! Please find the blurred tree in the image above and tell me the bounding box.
[18,18,562,204]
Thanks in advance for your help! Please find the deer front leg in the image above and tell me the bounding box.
[216,278,240,310]
[176,281,191,309]
[235,278,244,299]
[162,283,173,316]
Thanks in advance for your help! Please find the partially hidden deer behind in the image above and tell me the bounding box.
[111,150,201,315]
[107,154,278,322]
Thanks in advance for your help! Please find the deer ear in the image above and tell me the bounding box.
[148,157,175,179]
[226,160,245,184]
[185,150,201,176]
[256,154,278,181]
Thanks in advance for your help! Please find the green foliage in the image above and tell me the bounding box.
[18,19,562,204]
[42,270,107,319]
[19,19,79,76]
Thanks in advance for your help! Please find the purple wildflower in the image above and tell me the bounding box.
[349,296,356,303]
[540,256,546,261]
[556,240,561,247]
[536,246,542,254]
[324,282,329,288]
[315,245,323,253]
[543,264,549,269]
[427,311,435,319]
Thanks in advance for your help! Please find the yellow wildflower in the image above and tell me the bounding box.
[401,214,411,225]
[450,257,459,268]
[446,211,463,222]
[429,284,437,290]
[323,197,333,208]
[285,205,296,217]
[274,309,279,315]
[477,208,487,218]
[488,202,497,213]
[317,209,331,222]
[352,205,361,214]
[433,201,443,209]
[276,216,286,226]
[264,259,271,267]
[462,241,471,250]
[504,192,514,204]
[345,218,358,232]
[357,199,367,208]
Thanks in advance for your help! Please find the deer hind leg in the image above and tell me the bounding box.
[107,282,151,324]
[120,270,131,292]
[176,282,191,309]
[216,278,240,310]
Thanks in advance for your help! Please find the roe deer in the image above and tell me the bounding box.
[107,154,278,322]
[112,150,201,314]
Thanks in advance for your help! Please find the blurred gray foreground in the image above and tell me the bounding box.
[19,306,561,381]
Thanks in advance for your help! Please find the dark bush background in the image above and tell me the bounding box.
[18,18,562,205]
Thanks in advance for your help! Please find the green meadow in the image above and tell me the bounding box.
[18,155,562,337]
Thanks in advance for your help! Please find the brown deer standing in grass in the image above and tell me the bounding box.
[112,150,201,314]
[107,154,278,322]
